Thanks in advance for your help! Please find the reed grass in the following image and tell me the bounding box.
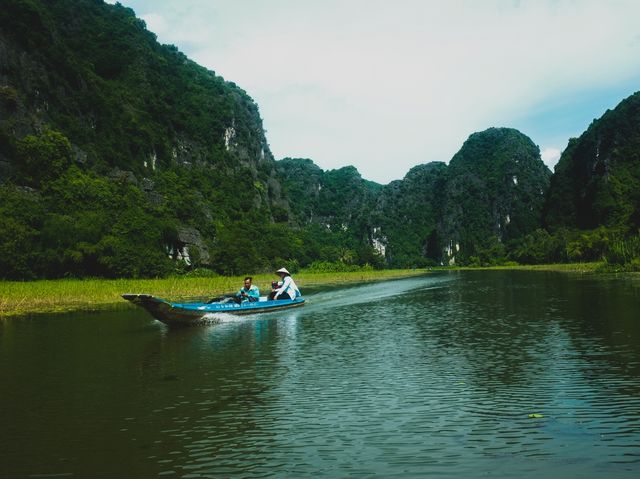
[0,269,426,318]
[443,262,604,273]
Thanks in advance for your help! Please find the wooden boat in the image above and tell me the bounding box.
[122,294,305,326]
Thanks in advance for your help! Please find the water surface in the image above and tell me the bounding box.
[1,271,639,478]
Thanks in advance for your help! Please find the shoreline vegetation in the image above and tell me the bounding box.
[1,262,633,318]
[1,269,427,318]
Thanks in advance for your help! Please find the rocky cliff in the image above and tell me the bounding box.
[1,0,637,278]
[439,128,552,264]
[372,162,448,267]
[0,0,291,278]
[0,0,287,210]
[543,91,640,231]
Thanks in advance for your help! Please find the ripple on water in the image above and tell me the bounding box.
[2,272,640,478]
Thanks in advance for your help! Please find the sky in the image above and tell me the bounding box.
[106,0,640,184]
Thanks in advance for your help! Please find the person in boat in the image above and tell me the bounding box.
[236,276,260,303]
[269,267,301,300]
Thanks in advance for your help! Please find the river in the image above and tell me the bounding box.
[1,270,639,478]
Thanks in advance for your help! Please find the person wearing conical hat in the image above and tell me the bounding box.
[269,267,301,300]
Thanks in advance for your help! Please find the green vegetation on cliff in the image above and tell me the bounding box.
[0,0,639,279]
[277,159,385,268]
[439,128,552,265]
[513,91,640,270]
[0,0,309,278]
[373,162,447,268]
[544,91,640,231]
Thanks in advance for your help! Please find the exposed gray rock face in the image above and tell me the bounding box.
[107,168,138,185]
[168,225,210,266]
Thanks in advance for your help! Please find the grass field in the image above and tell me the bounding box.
[0,269,427,318]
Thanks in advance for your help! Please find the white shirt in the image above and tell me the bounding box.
[274,275,301,299]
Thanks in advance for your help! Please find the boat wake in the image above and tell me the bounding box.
[302,274,452,313]
[205,275,453,321]
[199,312,246,324]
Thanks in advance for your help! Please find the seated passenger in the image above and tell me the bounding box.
[268,268,301,300]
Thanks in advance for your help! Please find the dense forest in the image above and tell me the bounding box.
[1,0,639,280]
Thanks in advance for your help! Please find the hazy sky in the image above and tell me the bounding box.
[107,0,640,184]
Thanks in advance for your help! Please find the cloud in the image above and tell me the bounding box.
[114,0,640,183]
[541,147,562,170]
[139,13,169,37]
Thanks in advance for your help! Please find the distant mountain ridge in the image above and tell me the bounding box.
[285,128,552,267]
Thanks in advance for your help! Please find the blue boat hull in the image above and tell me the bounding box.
[122,294,305,326]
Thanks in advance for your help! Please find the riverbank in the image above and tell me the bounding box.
[442,262,605,273]
[3,262,633,318]
[0,269,426,318]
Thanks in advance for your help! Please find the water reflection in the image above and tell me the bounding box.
[1,271,639,478]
